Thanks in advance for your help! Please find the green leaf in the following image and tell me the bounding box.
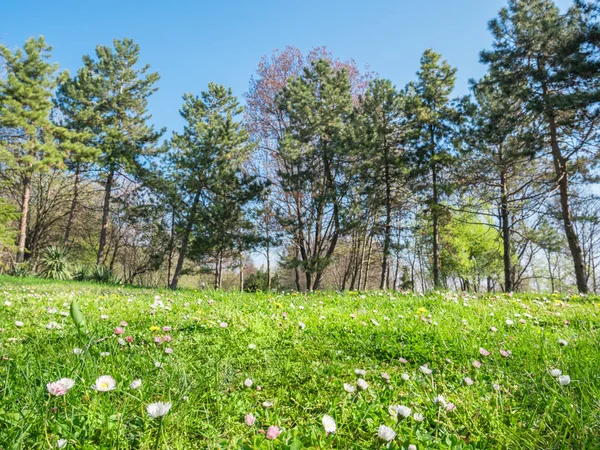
[70,301,87,336]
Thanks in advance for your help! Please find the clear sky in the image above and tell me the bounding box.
[1,0,572,136]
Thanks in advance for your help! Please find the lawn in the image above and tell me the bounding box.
[0,276,599,449]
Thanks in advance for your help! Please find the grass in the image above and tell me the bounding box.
[0,275,599,449]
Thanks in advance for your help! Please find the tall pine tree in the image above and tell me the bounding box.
[482,0,600,293]
[354,79,407,289]
[168,83,255,289]
[0,37,71,262]
[58,39,163,265]
[405,50,460,289]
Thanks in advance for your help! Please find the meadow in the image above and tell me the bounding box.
[0,276,599,449]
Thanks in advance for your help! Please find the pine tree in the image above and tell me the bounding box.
[465,75,548,292]
[405,49,460,289]
[168,83,255,289]
[59,39,163,265]
[55,68,101,246]
[354,79,407,289]
[277,59,354,291]
[482,0,600,293]
[0,37,67,262]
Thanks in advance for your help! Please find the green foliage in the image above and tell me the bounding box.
[168,83,261,288]
[441,212,503,288]
[69,300,87,336]
[244,269,279,292]
[38,246,72,280]
[276,59,354,288]
[9,263,30,277]
[0,37,65,175]
[0,198,18,252]
[72,264,90,281]
[89,265,116,284]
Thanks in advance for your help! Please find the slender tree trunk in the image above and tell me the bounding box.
[214,256,219,289]
[356,230,367,289]
[432,162,440,289]
[363,232,374,290]
[547,253,555,293]
[170,190,201,289]
[97,167,115,265]
[393,255,400,291]
[16,176,31,263]
[543,85,588,293]
[64,162,81,247]
[499,164,512,292]
[591,242,597,293]
[218,254,223,289]
[294,247,301,291]
[380,155,392,290]
[266,219,271,291]
[239,252,244,292]
[167,211,175,288]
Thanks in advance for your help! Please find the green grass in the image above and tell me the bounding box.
[0,275,599,449]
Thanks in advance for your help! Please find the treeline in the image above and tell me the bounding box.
[0,0,599,293]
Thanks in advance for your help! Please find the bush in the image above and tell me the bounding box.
[39,246,72,280]
[89,265,117,284]
[72,264,90,281]
[244,270,278,292]
[9,262,31,278]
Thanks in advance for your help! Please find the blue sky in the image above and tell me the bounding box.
[1,0,572,136]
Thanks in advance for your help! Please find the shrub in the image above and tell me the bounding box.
[244,270,278,292]
[89,265,116,283]
[38,246,72,280]
[9,262,31,278]
[72,264,90,281]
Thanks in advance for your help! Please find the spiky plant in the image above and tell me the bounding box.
[38,246,72,280]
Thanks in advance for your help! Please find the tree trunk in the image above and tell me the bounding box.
[64,162,81,247]
[432,162,440,289]
[547,111,588,293]
[170,190,201,289]
[499,164,512,292]
[362,232,374,290]
[167,211,175,288]
[218,254,223,289]
[16,176,31,263]
[547,252,555,293]
[214,255,220,289]
[239,252,244,292]
[97,167,115,265]
[294,247,301,291]
[380,154,392,290]
[356,230,367,290]
[393,254,401,290]
[266,220,271,291]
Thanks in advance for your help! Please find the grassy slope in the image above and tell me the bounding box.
[0,276,599,449]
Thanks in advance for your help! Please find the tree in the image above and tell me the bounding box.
[0,37,68,262]
[60,38,163,265]
[190,170,263,290]
[55,68,100,247]
[277,59,354,291]
[353,78,407,289]
[441,210,503,292]
[405,49,460,289]
[481,0,600,293]
[245,46,371,291]
[168,83,254,289]
[465,76,549,292]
